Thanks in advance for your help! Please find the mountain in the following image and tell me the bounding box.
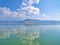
[22,19,60,25]
[0,19,60,25]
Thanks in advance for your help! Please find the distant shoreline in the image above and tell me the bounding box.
[0,19,60,25]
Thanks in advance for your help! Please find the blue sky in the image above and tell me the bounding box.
[39,0,60,20]
[0,0,60,20]
[0,0,22,10]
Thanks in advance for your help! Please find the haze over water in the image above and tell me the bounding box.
[0,25,60,45]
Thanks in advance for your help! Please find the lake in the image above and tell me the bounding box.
[0,25,60,45]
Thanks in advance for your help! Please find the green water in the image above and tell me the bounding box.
[0,25,60,45]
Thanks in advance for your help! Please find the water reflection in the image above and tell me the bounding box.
[0,25,40,39]
[0,25,40,45]
[0,30,11,39]
[0,25,60,45]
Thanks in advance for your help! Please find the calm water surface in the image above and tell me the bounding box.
[0,25,60,45]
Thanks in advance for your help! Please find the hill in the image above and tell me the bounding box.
[0,19,60,25]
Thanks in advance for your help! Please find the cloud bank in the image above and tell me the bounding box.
[0,0,40,20]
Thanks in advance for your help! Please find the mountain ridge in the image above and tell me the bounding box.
[0,19,60,25]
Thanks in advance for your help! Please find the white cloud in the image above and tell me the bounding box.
[0,7,26,20]
[21,0,39,6]
[1,0,59,20]
[21,2,27,7]
[17,0,40,19]
[42,14,46,17]
[21,0,40,6]
[0,0,40,20]
[11,11,18,17]
[18,6,39,16]
[0,7,11,16]
[18,11,26,19]
[28,0,39,5]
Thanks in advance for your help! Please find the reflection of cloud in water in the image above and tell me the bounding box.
[1,25,60,39]
[21,40,39,45]
[17,31,40,40]
[11,26,26,35]
[0,30,11,39]
[0,25,40,40]
[0,25,26,39]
